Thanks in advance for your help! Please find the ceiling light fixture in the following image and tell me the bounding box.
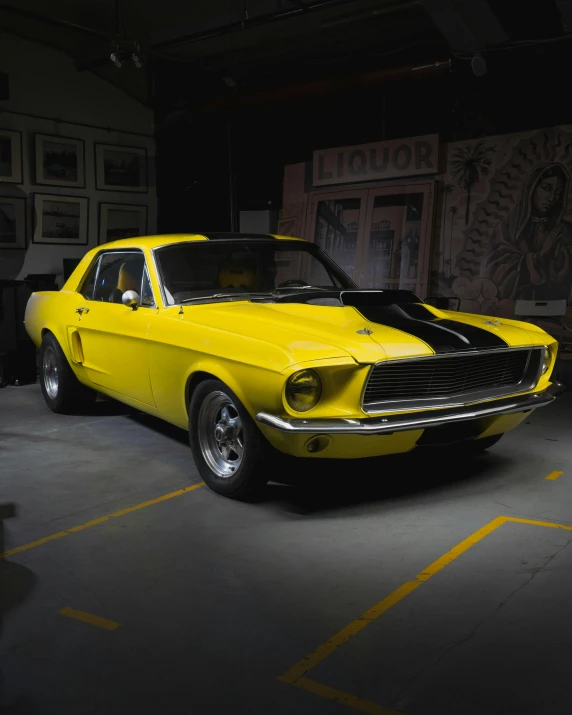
[110,51,122,67]
[109,40,143,69]
[471,52,487,76]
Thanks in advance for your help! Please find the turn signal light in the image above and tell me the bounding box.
[542,347,551,374]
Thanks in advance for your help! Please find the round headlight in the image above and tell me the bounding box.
[285,369,322,412]
[542,347,551,374]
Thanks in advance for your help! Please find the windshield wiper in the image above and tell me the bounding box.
[272,285,330,292]
[178,292,273,303]
[176,286,335,305]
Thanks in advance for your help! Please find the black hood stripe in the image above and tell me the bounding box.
[353,303,508,353]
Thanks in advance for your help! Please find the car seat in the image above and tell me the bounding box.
[109,261,142,303]
[217,258,258,291]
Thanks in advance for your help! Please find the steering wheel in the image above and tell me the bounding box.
[276,279,310,288]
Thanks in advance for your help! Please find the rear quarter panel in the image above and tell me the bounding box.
[24,291,70,349]
[25,248,95,351]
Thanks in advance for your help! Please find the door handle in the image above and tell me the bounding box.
[76,307,90,315]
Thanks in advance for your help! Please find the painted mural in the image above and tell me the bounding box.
[432,126,572,350]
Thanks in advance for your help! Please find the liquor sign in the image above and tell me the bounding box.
[312,134,440,187]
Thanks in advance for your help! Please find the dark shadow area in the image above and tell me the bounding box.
[0,504,37,715]
[127,412,189,446]
[117,403,508,514]
[69,394,138,418]
[257,448,510,516]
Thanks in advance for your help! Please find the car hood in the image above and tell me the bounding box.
[176,300,546,367]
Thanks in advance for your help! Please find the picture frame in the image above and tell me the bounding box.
[0,129,23,183]
[0,195,27,249]
[34,133,85,188]
[33,193,89,245]
[95,143,147,192]
[99,202,148,244]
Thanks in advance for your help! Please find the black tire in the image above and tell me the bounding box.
[39,332,97,414]
[189,379,270,500]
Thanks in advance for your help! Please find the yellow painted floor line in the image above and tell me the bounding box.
[59,607,121,631]
[279,514,572,713]
[504,515,572,530]
[1,481,205,560]
[545,470,564,481]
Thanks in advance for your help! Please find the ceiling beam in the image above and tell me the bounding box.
[421,0,507,53]
[150,0,364,48]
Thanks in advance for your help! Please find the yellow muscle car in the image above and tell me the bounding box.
[24,233,564,499]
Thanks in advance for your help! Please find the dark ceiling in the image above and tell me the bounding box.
[2,0,572,106]
[1,0,572,110]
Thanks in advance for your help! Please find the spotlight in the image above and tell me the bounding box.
[471,53,487,76]
[132,53,142,68]
[110,52,122,68]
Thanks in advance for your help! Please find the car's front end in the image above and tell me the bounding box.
[253,299,564,459]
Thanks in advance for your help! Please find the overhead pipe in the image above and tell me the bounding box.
[200,58,451,112]
[152,0,364,49]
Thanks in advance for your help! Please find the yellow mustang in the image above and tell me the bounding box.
[25,233,563,498]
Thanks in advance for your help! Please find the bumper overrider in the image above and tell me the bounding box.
[256,382,566,436]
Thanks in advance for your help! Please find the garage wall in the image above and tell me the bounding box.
[0,31,157,285]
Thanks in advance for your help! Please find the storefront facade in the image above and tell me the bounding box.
[281,125,572,349]
[280,134,440,299]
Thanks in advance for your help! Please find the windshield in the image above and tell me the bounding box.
[155,239,355,305]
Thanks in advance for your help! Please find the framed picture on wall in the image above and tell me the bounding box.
[0,196,27,249]
[34,133,85,188]
[99,202,148,244]
[33,193,89,245]
[95,143,147,192]
[0,129,23,183]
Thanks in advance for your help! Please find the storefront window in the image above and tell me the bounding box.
[312,197,362,281]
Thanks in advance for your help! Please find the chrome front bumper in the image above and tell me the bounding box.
[256,382,566,436]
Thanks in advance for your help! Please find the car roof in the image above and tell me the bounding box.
[100,232,306,251]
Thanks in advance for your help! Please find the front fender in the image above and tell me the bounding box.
[186,358,285,420]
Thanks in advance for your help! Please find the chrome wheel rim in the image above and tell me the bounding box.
[197,391,244,478]
[43,346,59,399]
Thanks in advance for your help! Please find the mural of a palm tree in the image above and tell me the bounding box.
[448,205,458,276]
[449,141,494,225]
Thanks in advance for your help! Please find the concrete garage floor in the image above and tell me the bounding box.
[1,384,571,715]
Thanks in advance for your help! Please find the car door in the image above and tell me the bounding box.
[69,249,157,407]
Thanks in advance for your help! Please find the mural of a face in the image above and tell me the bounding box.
[533,175,564,214]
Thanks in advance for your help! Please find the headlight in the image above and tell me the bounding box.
[542,347,551,374]
[285,369,322,412]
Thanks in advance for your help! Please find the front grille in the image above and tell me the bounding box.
[363,349,541,410]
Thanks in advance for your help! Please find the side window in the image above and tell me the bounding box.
[141,267,155,307]
[93,252,145,304]
[80,258,101,300]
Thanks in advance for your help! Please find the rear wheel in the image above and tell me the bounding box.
[39,333,96,413]
[189,379,270,500]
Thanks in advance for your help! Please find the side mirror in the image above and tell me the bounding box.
[122,290,140,310]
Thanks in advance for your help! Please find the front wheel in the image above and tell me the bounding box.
[189,379,270,500]
[39,333,97,413]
